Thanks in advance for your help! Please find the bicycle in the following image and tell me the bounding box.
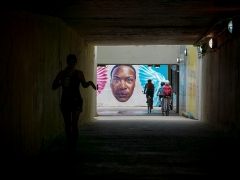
[158,94,165,116]
[162,95,171,116]
[143,91,153,113]
[147,95,153,113]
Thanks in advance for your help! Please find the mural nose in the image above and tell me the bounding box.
[119,80,127,88]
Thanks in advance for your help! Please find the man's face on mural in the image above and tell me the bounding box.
[110,65,136,102]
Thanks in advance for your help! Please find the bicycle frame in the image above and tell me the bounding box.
[147,95,153,113]
[163,96,171,116]
[160,97,164,116]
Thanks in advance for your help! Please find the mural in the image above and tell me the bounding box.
[179,54,187,113]
[138,65,166,106]
[109,65,136,102]
[97,64,167,107]
[96,66,108,95]
[186,45,197,118]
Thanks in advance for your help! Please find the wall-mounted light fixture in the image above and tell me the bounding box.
[148,65,152,68]
[177,54,185,63]
[177,57,180,63]
[184,49,187,56]
[197,46,202,53]
[155,65,160,68]
[228,20,233,33]
[228,19,240,34]
[197,44,207,54]
[209,38,217,49]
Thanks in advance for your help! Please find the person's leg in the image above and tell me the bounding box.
[71,110,81,152]
[163,97,167,111]
[161,98,164,111]
[158,96,161,107]
[150,92,153,108]
[151,98,153,108]
[61,109,72,151]
[169,95,173,110]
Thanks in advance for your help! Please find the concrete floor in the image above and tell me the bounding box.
[7,107,240,179]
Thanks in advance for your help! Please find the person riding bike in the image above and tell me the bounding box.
[162,80,173,112]
[157,81,165,109]
[144,79,154,109]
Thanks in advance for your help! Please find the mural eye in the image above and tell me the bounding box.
[126,77,134,83]
[113,77,120,83]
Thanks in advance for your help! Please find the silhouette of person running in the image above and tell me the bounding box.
[52,54,97,153]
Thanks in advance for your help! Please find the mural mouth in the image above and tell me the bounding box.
[117,93,129,98]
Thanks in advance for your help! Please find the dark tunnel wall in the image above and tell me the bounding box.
[0,9,97,157]
[0,7,240,159]
[201,29,240,136]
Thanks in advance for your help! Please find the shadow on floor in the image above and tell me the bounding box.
[7,107,240,179]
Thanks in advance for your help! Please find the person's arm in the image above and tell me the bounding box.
[162,86,165,94]
[52,71,64,90]
[143,84,147,94]
[79,71,97,90]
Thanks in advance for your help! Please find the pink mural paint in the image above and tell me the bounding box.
[97,66,108,95]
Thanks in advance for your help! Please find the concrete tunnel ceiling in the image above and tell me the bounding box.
[4,0,240,46]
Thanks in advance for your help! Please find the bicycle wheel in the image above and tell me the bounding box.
[150,98,153,113]
[161,100,164,116]
[147,96,152,113]
[166,100,169,116]
[147,101,150,113]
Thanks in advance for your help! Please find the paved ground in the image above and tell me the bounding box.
[97,106,180,116]
[7,107,240,179]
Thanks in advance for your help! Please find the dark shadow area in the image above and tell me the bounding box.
[4,113,239,179]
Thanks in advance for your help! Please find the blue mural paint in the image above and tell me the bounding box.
[138,65,167,106]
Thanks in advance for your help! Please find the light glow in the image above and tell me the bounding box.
[228,20,233,33]
[209,39,213,48]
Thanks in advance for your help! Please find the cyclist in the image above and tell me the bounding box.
[157,81,165,109]
[162,80,173,112]
[144,79,154,109]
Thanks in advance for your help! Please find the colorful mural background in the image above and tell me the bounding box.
[96,66,108,95]
[179,54,187,113]
[186,46,197,118]
[97,65,168,107]
[138,65,167,106]
[178,45,198,119]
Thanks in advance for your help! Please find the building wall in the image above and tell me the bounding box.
[97,45,179,65]
[186,45,198,119]
[201,29,240,136]
[179,48,187,115]
[0,9,97,157]
[96,45,180,107]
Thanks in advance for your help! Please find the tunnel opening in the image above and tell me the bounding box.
[95,45,187,117]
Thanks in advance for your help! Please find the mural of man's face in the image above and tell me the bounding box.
[110,65,136,102]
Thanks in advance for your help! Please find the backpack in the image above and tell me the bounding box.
[163,85,172,95]
[147,83,154,90]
